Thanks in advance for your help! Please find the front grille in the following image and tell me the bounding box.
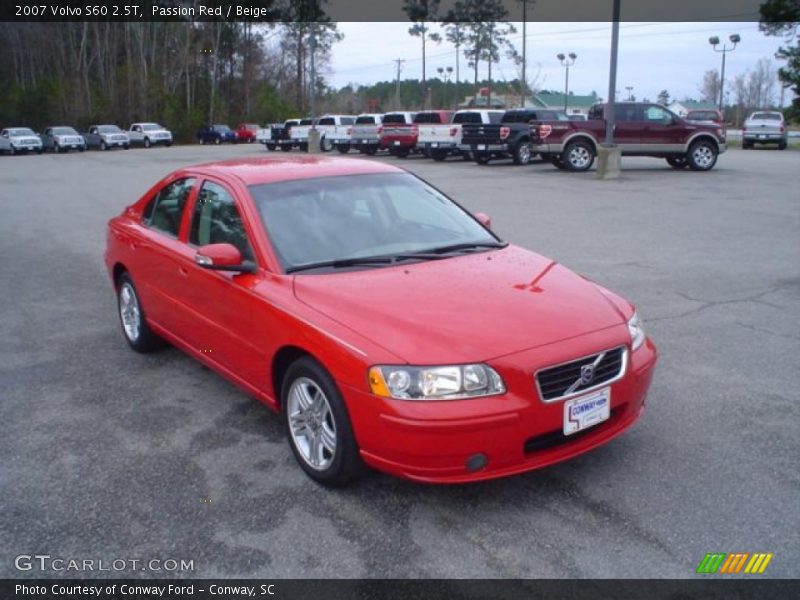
[535,346,626,402]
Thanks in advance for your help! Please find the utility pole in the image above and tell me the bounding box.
[394,58,405,109]
[597,0,621,180]
[522,0,527,108]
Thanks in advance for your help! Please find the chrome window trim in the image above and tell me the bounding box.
[534,345,628,404]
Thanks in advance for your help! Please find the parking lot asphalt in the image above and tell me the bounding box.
[1,145,798,579]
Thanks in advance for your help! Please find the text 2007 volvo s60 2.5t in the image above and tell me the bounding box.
[105,156,657,485]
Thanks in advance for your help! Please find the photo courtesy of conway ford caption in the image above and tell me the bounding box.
[104,156,657,485]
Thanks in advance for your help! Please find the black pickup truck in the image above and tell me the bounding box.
[461,108,567,165]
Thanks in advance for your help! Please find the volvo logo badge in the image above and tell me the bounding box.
[580,364,595,385]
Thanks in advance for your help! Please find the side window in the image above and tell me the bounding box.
[190,181,254,261]
[618,105,640,122]
[144,178,196,237]
[643,105,673,124]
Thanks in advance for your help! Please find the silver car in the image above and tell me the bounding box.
[41,126,87,153]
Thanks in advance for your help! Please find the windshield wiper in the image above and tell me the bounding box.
[414,241,508,255]
[285,253,450,274]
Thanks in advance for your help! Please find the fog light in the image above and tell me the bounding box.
[465,453,488,472]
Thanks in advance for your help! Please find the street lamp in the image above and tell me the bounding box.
[709,34,740,111]
[557,52,577,112]
[437,66,453,109]
[625,86,634,101]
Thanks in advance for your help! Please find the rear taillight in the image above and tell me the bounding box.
[780,125,785,133]
[499,126,510,140]
[450,127,458,137]
[377,126,384,135]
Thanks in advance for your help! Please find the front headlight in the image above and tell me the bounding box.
[628,311,646,351]
[368,364,505,400]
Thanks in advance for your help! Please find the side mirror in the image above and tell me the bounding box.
[475,212,492,229]
[195,243,256,273]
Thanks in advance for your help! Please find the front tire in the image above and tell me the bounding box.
[214,137,221,145]
[321,137,333,152]
[562,139,595,171]
[282,357,365,486]
[431,149,447,161]
[474,152,490,165]
[143,137,151,148]
[687,140,718,171]
[100,140,107,151]
[117,273,162,353]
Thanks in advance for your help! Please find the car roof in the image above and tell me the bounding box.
[188,156,405,186]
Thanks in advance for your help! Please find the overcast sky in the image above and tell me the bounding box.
[324,22,791,105]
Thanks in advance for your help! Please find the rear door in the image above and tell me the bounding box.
[613,104,643,148]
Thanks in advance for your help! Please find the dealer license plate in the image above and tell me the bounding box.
[758,134,766,139]
[430,142,439,148]
[563,388,610,436]
[477,144,486,150]
[393,140,400,146]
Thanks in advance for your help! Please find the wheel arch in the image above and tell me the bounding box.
[685,133,719,152]
[271,345,317,409]
[563,133,598,152]
[112,262,128,290]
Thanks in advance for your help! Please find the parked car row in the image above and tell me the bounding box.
[1,122,173,154]
[256,103,730,172]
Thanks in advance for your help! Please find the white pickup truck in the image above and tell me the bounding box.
[128,123,173,148]
[288,118,315,151]
[417,109,504,161]
[350,114,384,155]
[315,115,357,153]
[742,111,788,150]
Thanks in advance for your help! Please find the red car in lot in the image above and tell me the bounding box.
[105,156,657,485]
[235,123,260,143]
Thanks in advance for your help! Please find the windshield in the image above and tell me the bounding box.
[751,113,781,121]
[9,128,36,137]
[250,173,500,273]
[142,124,163,131]
[53,127,78,135]
[98,125,122,133]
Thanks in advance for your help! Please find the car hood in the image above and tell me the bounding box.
[293,245,627,364]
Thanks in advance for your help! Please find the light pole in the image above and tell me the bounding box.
[709,33,740,111]
[625,86,634,101]
[557,52,577,112]
[437,66,453,109]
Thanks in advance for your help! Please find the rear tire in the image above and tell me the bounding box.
[282,357,365,486]
[100,141,107,151]
[199,138,205,145]
[280,145,292,152]
[512,141,533,165]
[562,139,595,171]
[778,139,787,150]
[117,273,163,353]
[666,155,688,169]
[431,149,447,161]
[687,140,718,171]
[336,145,350,154]
[214,137,221,145]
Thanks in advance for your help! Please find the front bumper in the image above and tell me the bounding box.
[344,332,658,483]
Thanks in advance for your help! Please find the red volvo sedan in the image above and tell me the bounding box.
[105,156,657,485]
